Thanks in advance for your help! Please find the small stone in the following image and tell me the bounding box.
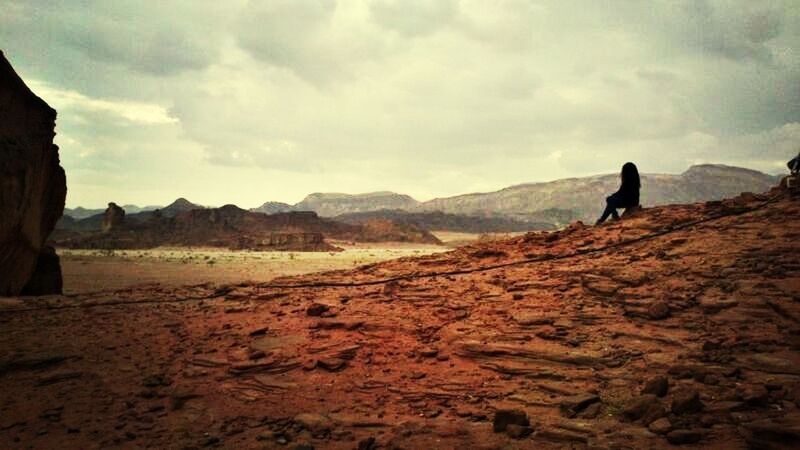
[505,424,533,439]
[493,409,530,432]
[294,413,332,437]
[671,389,703,415]
[559,394,600,418]
[578,402,602,419]
[317,358,346,372]
[248,350,266,360]
[357,437,377,450]
[648,417,672,435]
[742,385,769,406]
[647,302,670,320]
[419,347,438,358]
[248,327,268,336]
[642,376,669,397]
[306,303,330,317]
[622,395,665,424]
[666,429,704,445]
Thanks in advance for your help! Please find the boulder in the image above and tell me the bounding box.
[493,409,529,432]
[0,51,66,296]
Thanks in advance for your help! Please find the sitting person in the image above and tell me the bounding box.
[789,153,800,174]
[596,162,641,225]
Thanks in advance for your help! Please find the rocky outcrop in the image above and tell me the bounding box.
[52,203,441,250]
[0,51,66,296]
[101,202,125,232]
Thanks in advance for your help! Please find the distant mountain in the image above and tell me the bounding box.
[52,204,440,250]
[251,201,297,215]
[159,198,203,217]
[65,204,159,219]
[418,164,781,223]
[63,207,105,220]
[335,209,557,233]
[294,191,420,217]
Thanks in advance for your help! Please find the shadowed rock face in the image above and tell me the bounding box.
[0,51,66,296]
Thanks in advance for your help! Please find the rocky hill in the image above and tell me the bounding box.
[52,204,441,250]
[68,165,779,231]
[420,164,780,223]
[4,184,799,448]
[335,209,557,233]
[251,201,296,215]
[294,191,420,217]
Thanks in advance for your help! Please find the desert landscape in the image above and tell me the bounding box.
[3,188,800,449]
[3,2,800,450]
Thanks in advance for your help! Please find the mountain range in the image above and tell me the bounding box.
[65,164,782,230]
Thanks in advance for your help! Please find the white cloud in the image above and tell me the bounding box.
[27,80,177,125]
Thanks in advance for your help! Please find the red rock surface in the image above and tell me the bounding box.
[1,188,800,449]
[0,51,66,295]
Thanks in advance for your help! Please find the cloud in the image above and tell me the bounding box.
[28,80,177,125]
[2,0,798,209]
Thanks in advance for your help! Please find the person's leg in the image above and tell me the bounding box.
[596,196,617,225]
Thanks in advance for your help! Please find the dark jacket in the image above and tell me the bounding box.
[615,181,640,208]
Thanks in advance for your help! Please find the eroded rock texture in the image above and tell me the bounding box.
[2,188,799,448]
[0,51,66,295]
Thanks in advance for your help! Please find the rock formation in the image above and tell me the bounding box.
[101,202,125,232]
[52,205,440,250]
[0,51,66,296]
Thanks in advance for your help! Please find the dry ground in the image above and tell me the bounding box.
[3,190,800,449]
[59,242,447,295]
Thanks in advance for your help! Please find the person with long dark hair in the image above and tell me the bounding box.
[596,162,641,225]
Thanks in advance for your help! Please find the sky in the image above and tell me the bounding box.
[2,0,799,208]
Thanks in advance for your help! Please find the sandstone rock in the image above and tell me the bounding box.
[20,245,62,295]
[671,389,703,415]
[642,376,669,397]
[102,203,125,232]
[317,357,346,372]
[648,417,672,434]
[306,303,330,317]
[0,51,66,295]
[294,413,333,436]
[493,409,529,432]
[418,347,438,358]
[559,394,600,418]
[537,428,589,443]
[647,302,670,320]
[505,424,532,439]
[622,394,665,424]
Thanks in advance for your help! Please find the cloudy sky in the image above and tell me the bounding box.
[2,0,799,208]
